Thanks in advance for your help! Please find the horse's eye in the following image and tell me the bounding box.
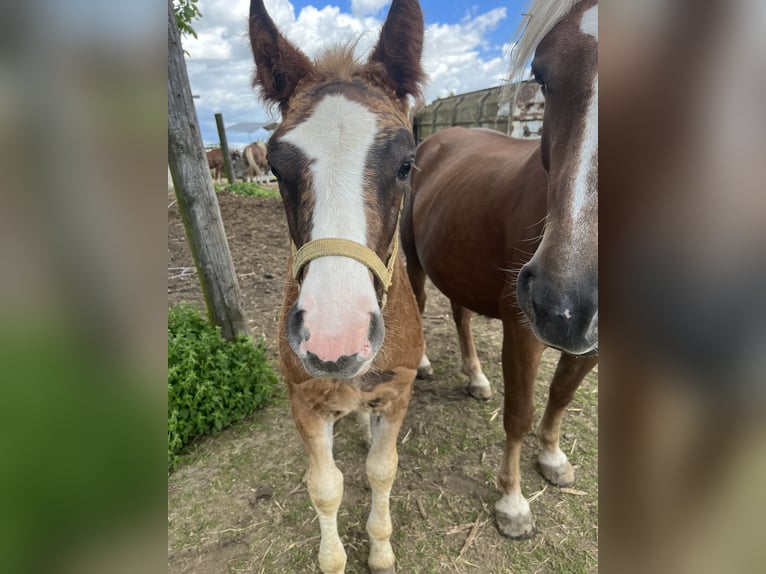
[533,70,547,96]
[397,162,412,180]
[270,164,281,182]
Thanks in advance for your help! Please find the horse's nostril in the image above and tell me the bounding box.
[518,265,535,293]
[367,312,385,352]
[286,305,310,355]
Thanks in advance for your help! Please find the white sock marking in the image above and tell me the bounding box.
[539,447,568,469]
[495,489,531,518]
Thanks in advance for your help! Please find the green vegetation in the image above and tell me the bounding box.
[173,0,202,39]
[167,304,278,472]
[215,181,280,199]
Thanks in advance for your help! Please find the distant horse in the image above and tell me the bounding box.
[206,147,240,183]
[243,140,270,183]
[401,0,598,539]
[248,1,425,573]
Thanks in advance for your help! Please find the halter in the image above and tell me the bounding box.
[290,199,403,309]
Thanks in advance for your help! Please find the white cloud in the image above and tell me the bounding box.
[423,7,509,98]
[189,26,232,60]
[181,0,513,147]
[350,0,389,17]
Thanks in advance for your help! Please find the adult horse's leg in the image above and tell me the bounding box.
[495,319,545,538]
[450,302,492,400]
[365,382,412,574]
[537,353,598,486]
[291,402,346,574]
[401,196,433,380]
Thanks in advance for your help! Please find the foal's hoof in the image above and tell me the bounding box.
[416,365,434,380]
[538,459,575,487]
[369,566,395,574]
[467,384,492,400]
[495,509,536,539]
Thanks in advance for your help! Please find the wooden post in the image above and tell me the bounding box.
[167,0,248,340]
[215,113,236,184]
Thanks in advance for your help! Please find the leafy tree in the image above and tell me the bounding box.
[173,0,202,39]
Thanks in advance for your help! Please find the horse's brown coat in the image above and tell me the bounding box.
[399,0,599,541]
[402,125,597,538]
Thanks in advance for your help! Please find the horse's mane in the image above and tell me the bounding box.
[312,41,424,107]
[504,0,581,103]
[314,43,364,83]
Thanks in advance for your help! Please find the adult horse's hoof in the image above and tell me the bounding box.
[537,459,575,487]
[495,492,535,539]
[416,365,434,380]
[467,384,492,400]
[495,509,536,539]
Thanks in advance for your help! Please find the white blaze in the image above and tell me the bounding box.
[571,4,598,229]
[282,94,380,327]
[571,75,598,224]
[580,4,598,41]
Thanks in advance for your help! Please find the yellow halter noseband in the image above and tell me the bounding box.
[291,236,399,308]
[290,200,403,309]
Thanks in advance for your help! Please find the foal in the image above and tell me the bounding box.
[248,1,425,572]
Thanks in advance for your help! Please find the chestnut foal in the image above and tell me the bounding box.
[248,1,425,572]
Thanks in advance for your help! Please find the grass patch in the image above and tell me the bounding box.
[167,304,279,473]
[215,181,280,199]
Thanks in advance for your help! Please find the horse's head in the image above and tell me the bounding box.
[249,0,424,378]
[515,0,598,355]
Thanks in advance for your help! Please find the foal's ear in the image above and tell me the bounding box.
[249,0,313,114]
[368,0,425,101]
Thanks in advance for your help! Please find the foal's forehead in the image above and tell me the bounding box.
[274,81,409,141]
[275,93,378,175]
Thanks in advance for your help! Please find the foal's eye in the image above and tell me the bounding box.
[397,162,412,180]
[269,164,281,182]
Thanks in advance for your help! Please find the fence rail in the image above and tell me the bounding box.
[413,81,544,143]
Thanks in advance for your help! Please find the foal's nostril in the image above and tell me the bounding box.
[366,312,385,356]
[286,305,310,353]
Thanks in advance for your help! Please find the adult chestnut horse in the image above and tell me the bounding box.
[401,0,598,539]
[248,1,424,572]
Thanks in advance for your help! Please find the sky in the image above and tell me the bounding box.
[182,0,528,148]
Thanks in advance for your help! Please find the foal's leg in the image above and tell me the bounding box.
[365,391,411,574]
[537,353,598,486]
[294,412,346,574]
[450,301,492,400]
[494,323,545,538]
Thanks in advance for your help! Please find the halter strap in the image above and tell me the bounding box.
[290,196,405,309]
[291,234,399,308]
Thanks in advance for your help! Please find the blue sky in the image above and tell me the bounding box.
[183,0,528,148]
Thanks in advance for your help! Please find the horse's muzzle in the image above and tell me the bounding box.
[286,304,384,378]
[517,263,598,355]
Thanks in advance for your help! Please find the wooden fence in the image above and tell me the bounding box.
[412,80,544,144]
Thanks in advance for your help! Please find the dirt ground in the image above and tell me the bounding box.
[167,188,598,573]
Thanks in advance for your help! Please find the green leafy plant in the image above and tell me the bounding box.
[222,181,281,199]
[174,0,202,39]
[168,304,278,472]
